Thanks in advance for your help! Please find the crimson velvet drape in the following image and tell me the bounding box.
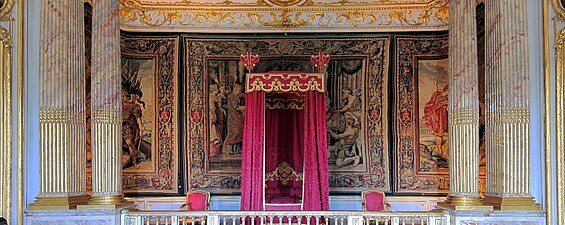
[301,91,329,211]
[240,91,265,211]
[240,90,329,211]
[265,108,304,199]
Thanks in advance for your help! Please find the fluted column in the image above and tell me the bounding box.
[82,0,130,208]
[438,0,491,210]
[29,0,88,210]
[483,0,540,210]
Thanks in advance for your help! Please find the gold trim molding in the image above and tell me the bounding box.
[554,27,565,225]
[91,109,121,125]
[119,0,448,32]
[437,196,492,211]
[0,24,12,223]
[482,196,542,211]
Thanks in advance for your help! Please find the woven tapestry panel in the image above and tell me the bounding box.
[184,37,391,193]
[117,35,181,194]
[394,35,450,194]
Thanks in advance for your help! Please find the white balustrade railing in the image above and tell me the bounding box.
[120,210,450,225]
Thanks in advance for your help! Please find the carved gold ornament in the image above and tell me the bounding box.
[0,0,13,20]
[552,0,565,22]
[267,0,302,7]
[265,161,303,186]
[245,73,325,93]
[119,0,448,32]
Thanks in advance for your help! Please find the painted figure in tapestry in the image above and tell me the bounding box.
[417,59,449,172]
[328,112,361,168]
[325,59,366,170]
[208,60,246,172]
[223,84,245,154]
[207,59,368,173]
[209,84,225,158]
[121,59,153,170]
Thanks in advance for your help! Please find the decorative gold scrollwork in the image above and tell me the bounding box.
[552,0,565,22]
[265,161,303,185]
[0,0,14,20]
[119,0,449,31]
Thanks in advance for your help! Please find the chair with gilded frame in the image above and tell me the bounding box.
[179,190,210,224]
[361,190,391,211]
[180,190,210,211]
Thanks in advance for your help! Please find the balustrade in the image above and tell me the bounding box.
[120,210,450,225]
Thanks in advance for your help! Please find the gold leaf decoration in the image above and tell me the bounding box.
[119,0,449,32]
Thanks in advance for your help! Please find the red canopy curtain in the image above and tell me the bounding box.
[240,72,329,211]
[264,107,304,207]
[302,91,329,211]
[240,91,265,211]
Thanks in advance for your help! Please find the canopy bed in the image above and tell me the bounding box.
[239,52,330,211]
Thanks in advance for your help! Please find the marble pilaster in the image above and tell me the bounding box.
[81,0,130,208]
[29,0,88,210]
[438,0,491,210]
[483,0,540,210]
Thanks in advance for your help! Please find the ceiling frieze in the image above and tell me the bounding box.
[119,0,449,32]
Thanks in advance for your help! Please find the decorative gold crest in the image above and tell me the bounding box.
[267,0,302,7]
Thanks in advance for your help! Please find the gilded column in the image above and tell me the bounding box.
[438,0,491,210]
[483,0,540,210]
[29,0,88,210]
[81,0,130,208]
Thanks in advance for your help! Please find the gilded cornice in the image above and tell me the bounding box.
[119,0,448,32]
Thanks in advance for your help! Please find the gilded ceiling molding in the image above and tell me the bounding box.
[119,0,448,32]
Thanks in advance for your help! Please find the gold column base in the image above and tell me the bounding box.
[77,195,134,210]
[28,195,89,210]
[482,196,542,210]
[437,196,494,210]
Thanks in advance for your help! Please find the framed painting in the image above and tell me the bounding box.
[185,37,391,193]
[394,35,450,194]
[119,34,180,194]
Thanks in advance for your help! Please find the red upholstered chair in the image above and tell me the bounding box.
[180,190,210,211]
[361,190,391,211]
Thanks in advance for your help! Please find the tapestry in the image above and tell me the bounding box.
[394,35,450,194]
[120,35,180,194]
[185,37,391,193]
